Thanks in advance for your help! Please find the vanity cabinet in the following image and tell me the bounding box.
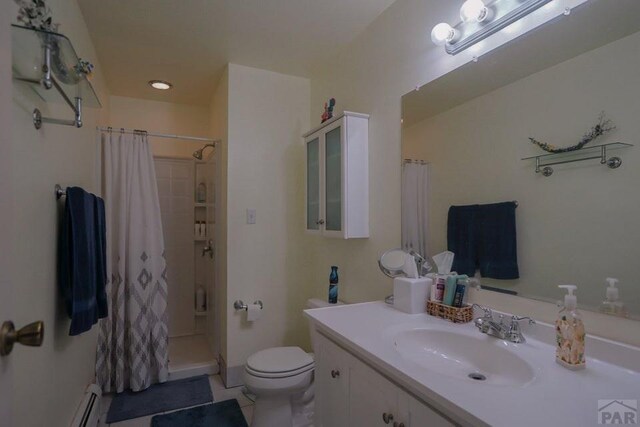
[304,111,369,238]
[314,333,453,427]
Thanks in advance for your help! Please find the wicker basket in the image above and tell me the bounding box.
[426,301,473,323]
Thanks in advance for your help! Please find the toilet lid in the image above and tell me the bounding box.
[246,346,314,374]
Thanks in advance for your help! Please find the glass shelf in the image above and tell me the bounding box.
[521,142,633,176]
[11,24,101,128]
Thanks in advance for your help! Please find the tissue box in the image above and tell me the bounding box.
[393,277,433,314]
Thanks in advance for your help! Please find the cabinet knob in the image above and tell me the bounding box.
[330,369,340,378]
[382,413,394,424]
[316,219,325,225]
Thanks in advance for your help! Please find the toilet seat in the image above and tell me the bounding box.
[246,363,314,379]
[246,346,314,379]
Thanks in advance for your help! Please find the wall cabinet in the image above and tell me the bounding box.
[314,333,453,427]
[304,112,369,238]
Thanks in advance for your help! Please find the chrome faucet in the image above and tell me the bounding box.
[472,304,535,343]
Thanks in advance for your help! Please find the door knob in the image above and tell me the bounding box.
[0,321,44,356]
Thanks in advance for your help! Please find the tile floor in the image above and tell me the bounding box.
[98,374,254,427]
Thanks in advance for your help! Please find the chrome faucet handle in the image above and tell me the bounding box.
[511,315,536,325]
[471,304,493,318]
[507,316,536,343]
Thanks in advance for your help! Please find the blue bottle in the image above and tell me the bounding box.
[328,266,339,304]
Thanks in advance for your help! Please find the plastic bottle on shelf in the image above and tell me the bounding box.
[197,183,207,203]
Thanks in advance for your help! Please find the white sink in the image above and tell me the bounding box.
[393,328,537,387]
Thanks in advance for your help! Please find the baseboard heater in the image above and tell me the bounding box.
[71,384,102,427]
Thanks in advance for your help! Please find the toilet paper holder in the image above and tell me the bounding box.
[233,300,263,311]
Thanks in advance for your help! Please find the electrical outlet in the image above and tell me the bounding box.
[246,209,256,224]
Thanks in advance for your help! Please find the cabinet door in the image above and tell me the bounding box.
[306,136,321,232]
[348,360,400,427]
[405,393,453,427]
[315,334,349,427]
[324,124,343,236]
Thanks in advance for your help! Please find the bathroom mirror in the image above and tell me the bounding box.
[401,0,640,318]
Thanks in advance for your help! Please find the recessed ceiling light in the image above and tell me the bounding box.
[148,80,172,90]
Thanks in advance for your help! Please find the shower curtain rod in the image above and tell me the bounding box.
[97,126,219,143]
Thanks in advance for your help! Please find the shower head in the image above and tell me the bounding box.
[193,143,215,160]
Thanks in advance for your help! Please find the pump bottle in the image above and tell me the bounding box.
[556,285,586,370]
[600,278,627,317]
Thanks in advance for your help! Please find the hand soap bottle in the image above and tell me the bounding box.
[600,278,627,317]
[556,285,586,370]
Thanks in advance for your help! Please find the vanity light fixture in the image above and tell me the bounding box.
[148,80,173,90]
[460,0,490,23]
[432,0,553,55]
[431,23,459,46]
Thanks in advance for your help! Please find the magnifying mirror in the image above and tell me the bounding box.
[378,248,408,278]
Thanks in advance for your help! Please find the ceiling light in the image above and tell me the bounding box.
[148,80,172,90]
[460,0,489,23]
[431,23,458,45]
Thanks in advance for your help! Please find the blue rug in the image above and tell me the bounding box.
[106,375,213,423]
[151,399,248,427]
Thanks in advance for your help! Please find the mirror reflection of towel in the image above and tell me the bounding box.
[447,201,519,280]
[58,187,108,336]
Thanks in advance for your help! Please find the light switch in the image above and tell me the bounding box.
[246,209,256,224]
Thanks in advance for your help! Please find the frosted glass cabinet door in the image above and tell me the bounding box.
[307,137,320,230]
[325,126,342,232]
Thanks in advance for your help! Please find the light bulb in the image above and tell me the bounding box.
[431,23,457,46]
[460,0,489,23]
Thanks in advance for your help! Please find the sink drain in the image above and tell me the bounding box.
[468,372,487,381]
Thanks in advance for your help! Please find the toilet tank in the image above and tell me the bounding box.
[306,298,344,354]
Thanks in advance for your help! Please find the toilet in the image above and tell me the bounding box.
[244,298,343,427]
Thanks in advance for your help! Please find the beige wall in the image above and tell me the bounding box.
[224,64,310,382]
[108,95,211,158]
[308,0,640,346]
[403,31,640,316]
[9,0,110,425]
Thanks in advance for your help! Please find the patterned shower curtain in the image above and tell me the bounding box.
[96,130,169,393]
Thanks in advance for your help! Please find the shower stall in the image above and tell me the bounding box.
[154,142,219,380]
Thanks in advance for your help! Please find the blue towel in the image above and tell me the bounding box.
[58,187,108,336]
[448,202,519,280]
[447,205,478,277]
[477,202,519,280]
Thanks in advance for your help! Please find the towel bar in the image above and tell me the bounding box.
[55,184,67,199]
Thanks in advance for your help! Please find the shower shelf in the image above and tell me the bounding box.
[521,142,633,177]
[11,24,102,129]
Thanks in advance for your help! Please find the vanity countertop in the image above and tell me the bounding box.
[304,301,640,427]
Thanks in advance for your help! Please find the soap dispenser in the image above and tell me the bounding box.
[556,285,586,370]
[600,278,628,317]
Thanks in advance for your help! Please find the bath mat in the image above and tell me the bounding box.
[151,399,248,427]
[106,375,213,423]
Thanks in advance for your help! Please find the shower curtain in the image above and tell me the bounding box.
[96,130,169,393]
[401,162,429,259]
